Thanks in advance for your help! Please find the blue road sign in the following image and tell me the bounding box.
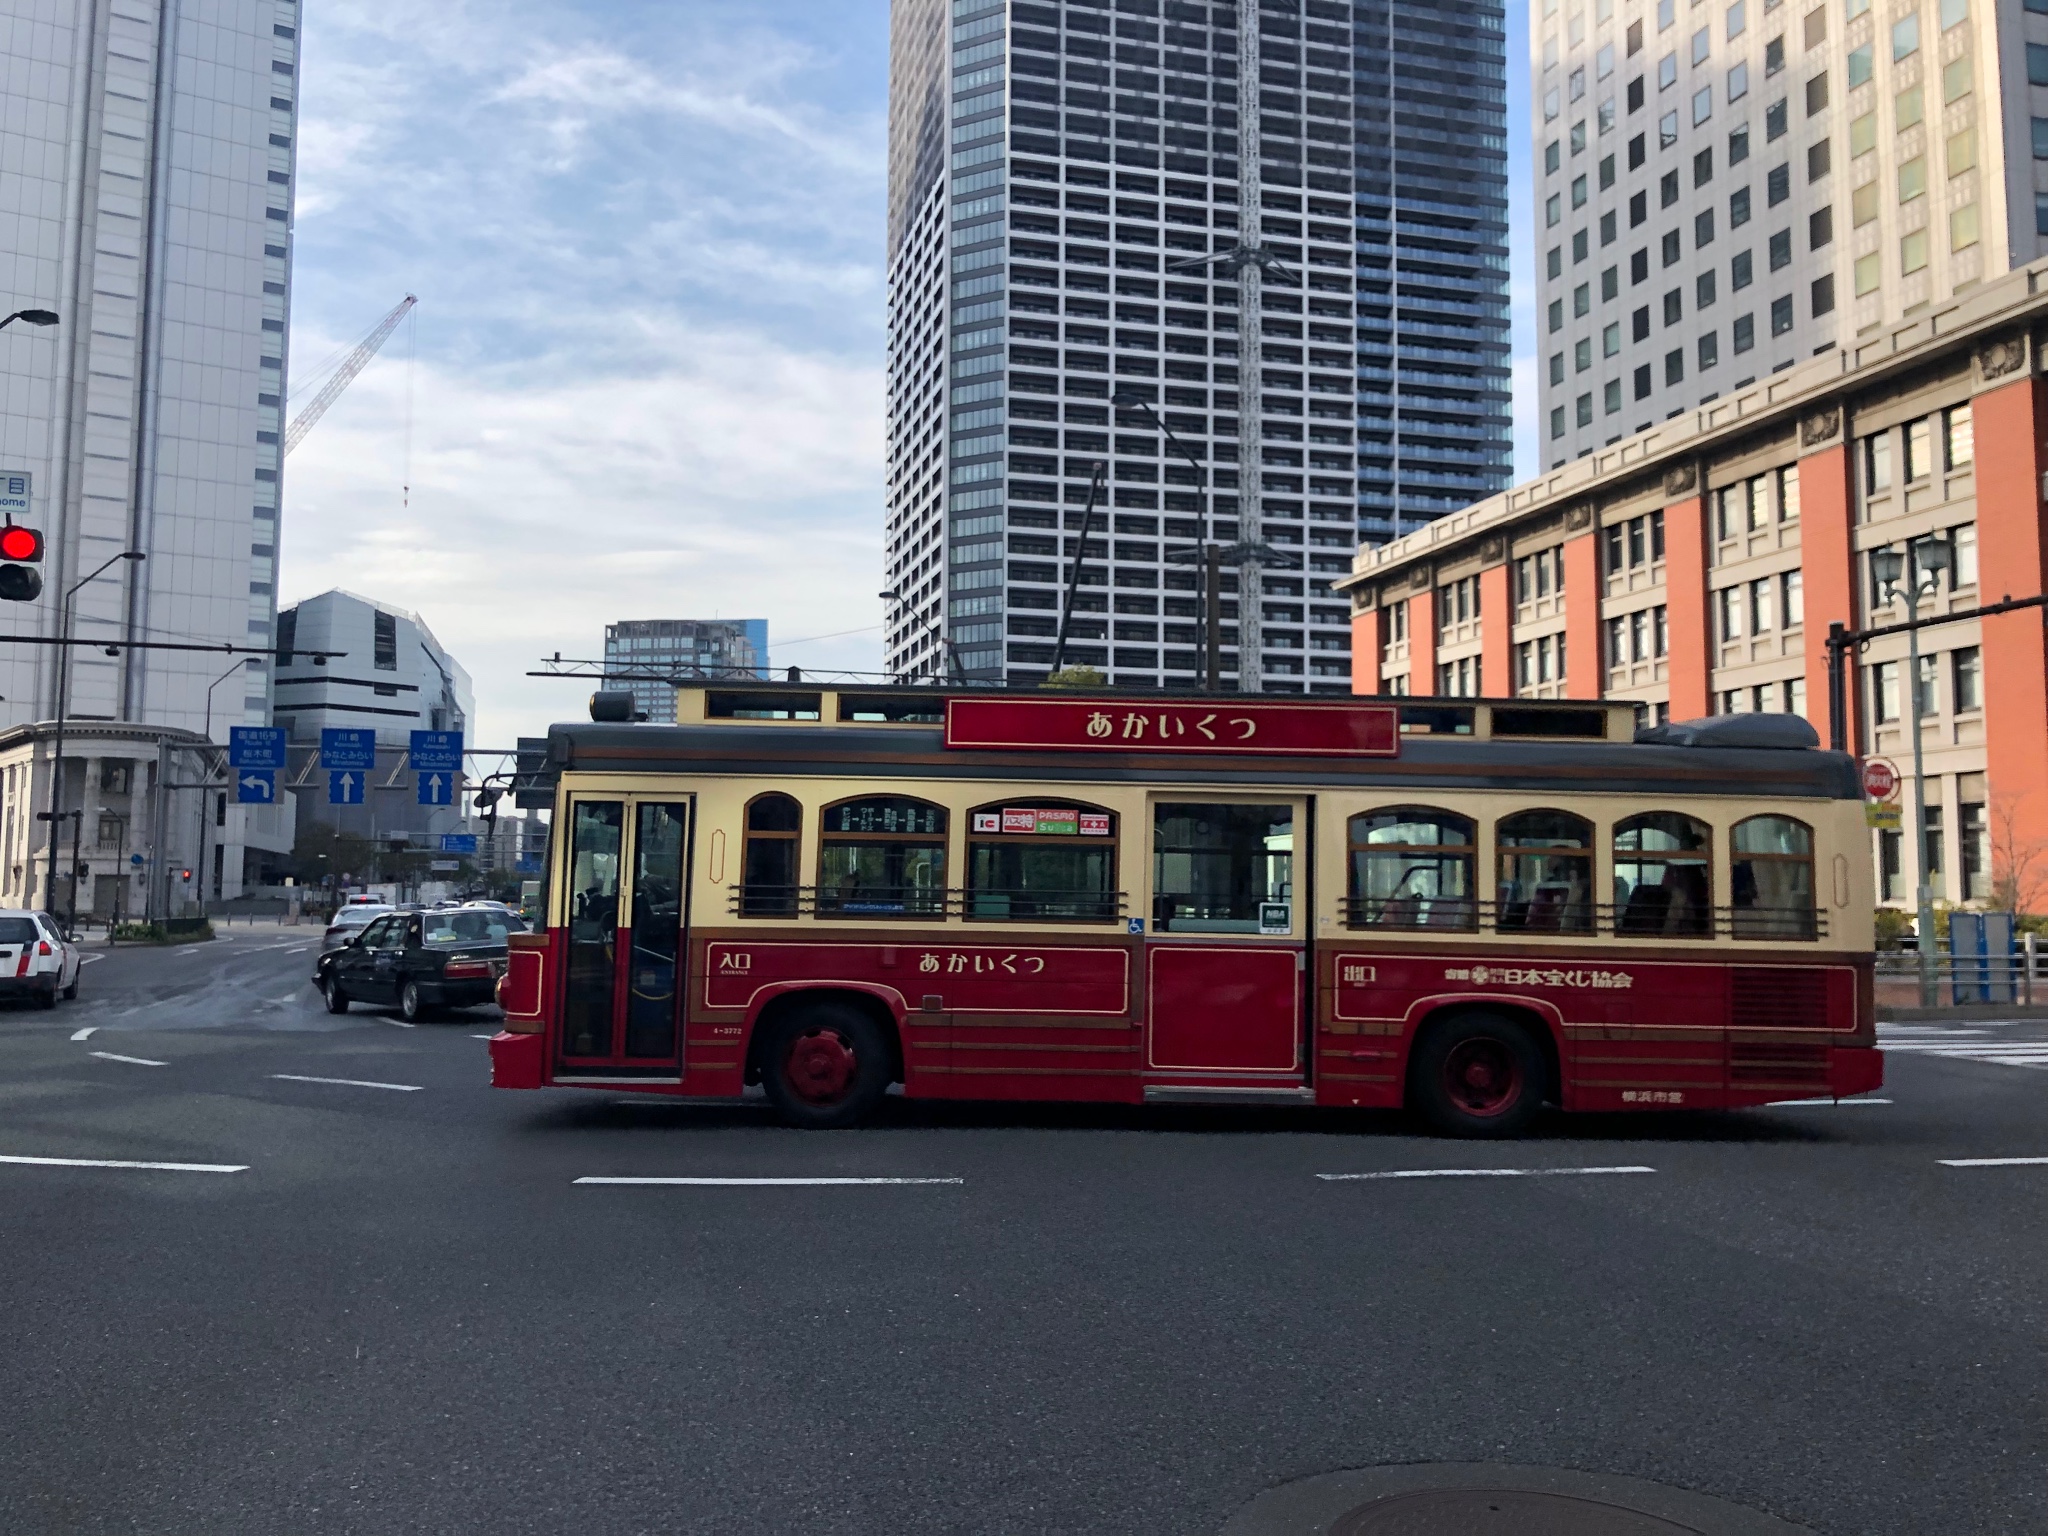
[228,726,286,770]
[416,770,454,807]
[320,728,376,770]
[130,853,144,866]
[440,833,478,855]
[328,769,365,805]
[410,730,463,772]
[236,769,275,804]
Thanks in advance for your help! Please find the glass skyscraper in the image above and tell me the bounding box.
[884,0,1510,690]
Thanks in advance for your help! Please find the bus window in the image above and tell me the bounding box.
[1731,815,1818,939]
[1495,810,1594,934]
[966,801,1119,921]
[739,793,802,916]
[1613,812,1712,936]
[817,796,947,918]
[1347,807,1477,930]
[1153,804,1293,934]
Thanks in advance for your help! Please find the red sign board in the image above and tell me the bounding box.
[1861,757,1900,801]
[944,697,1401,757]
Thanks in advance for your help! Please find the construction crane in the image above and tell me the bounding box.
[282,294,416,456]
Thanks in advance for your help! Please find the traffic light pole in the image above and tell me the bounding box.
[1824,592,2047,751]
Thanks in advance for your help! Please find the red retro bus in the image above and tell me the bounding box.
[489,684,1881,1136]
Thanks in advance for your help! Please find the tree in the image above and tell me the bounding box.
[1990,796,2048,918]
[1041,665,1107,690]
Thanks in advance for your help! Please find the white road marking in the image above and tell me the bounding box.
[1881,1043,2048,1069]
[1317,1165,1656,1181]
[1938,1156,2048,1168]
[80,953,104,965]
[177,947,200,956]
[1765,1096,1894,1107]
[470,1033,495,1040]
[113,1005,141,1018]
[90,1051,165,1067]
[386,1020,416,1029]
[270,1074,423,1092]
[569,1187,966,1196]
[574,1176,964,1186]
[287,946,309,954]
[69,1026,97,1041]
[0,1154,246,1174]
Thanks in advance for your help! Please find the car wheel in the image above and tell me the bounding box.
[61,977,77,1001]
[398,980,427,1024]
[323,976,350,1015]
[758,1002,893,1129]
[35,985,57,1010]
[1408,1009,1547,1139]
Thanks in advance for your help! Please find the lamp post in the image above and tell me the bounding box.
[1111,393,1222,690]
[195,658,250,920]
[1872,535,1952,1005]
[879,588,964,684]
[0,309,60,332]
[42,550,145,919]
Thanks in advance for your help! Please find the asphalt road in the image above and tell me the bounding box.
[0,930,2042,1535]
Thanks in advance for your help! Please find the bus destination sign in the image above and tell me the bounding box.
[944,697,1401,757]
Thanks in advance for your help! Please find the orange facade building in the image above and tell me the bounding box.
[1339,260,2048,912]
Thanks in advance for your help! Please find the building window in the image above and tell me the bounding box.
[1768,229,1792,269]
[1732,249,1753,288]
[1953,646,1981,711]
[1698,331,1719,368]
[1805,70,1828,115]
[1665,348,1685,384]
[1811,273,1835,316]
[1767,163,1789,205]
[1782,569,1804,626]
[1733,313,1755,351]
[1871,660,1899,722]
[1634,363,1653,398]
[1766,97,1787,139]
[1901,228,1928,273]
[1961,796,1989,900]
[1943,404,1973,469]
[1769,295,1793,334]
[373,610,398,670]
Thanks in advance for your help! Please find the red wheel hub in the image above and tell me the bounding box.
[784,1028,858,1105]
[1443,1037,1522,1117]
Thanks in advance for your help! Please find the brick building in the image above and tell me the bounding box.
[1339,256,2048,911]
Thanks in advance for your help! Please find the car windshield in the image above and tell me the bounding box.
[422,911,511,944]
[0,917,38,944]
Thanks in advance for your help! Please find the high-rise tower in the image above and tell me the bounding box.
[1534,0,2048,464]
[883,0,1512,692]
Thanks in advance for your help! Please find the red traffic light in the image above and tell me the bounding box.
[0,525,42,562]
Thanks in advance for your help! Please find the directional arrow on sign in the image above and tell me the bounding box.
[417,771,451,806]
[328,770,363,806]
[235,770,275,804]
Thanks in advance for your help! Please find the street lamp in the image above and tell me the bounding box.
[0,309,59,332]
[1873,535,1952,1005]
[195,659,252,921]
[43,550,145,923]
[879,587,964,685]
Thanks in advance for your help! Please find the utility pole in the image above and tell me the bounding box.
[1236,0,1264,694]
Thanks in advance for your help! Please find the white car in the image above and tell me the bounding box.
[0,910,81,1007]
[320,903,392,956]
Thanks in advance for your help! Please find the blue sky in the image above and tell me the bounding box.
[282,0,1535,745]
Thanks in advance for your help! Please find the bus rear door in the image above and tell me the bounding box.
[1143,797,1310,1089]
[556,795,692,1079]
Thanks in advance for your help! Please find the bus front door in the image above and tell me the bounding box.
[1144,799,1307,1082]
[557,797,692,1077]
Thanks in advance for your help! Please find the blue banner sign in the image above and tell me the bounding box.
[409,731,463,772]
[228,726,286,770]
[320,728,376,770]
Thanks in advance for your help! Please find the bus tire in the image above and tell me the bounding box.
[759,1002,891,1129]
[1408,1009,1546,1139]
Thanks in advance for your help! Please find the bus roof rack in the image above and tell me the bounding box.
[1635,714,1819,750]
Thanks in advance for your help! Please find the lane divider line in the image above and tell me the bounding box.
[470,1034,495,1040]
[1766,1096,1895,1107]
[1317,1165,1656,1181]
[386,1020,416,1030]
[569,1187,966,1196]
[270,1074,423,1093]
[90,1051,165,1067]
[1938,1156,2048,1168]
[574,1176,964,1186]
[0,1154,246,1174]
[70,1026,97,1041]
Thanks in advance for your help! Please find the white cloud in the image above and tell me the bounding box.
[283,0,892,747]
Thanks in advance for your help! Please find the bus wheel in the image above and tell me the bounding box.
[1409,1011,1545,1138]
[761,1004,890,1129]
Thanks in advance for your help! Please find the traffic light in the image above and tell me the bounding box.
[0,523,43,603]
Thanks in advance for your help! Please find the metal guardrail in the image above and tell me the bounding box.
[1876,952,2038,1007]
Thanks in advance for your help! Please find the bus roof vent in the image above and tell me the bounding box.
[1635,714,1819,750]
